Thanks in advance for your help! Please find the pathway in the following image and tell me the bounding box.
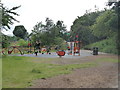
[17,50,96,58]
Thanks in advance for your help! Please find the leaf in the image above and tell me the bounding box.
[10,5,21,11]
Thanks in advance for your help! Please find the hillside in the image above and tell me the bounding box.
[83,37,118,54]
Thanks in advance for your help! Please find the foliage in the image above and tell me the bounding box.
[54,37,67,50]
[18,39,28,46]
[0,32,20,48]
[54,37,64,45]
[13,25,28,39]
[31,18,67,46]
[1,34,10,48]
[3,56,96,88]
[83,37,118,54]
[107,1,120,54]
[1,5,21,30]
[70,3,118,54]
[91,10,118,39]
[70,12,101,45]
[107,0,120,13]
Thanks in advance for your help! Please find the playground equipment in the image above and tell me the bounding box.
[73,41,81,56]
[1,50,5,55]
[8,46,24,55]
[67,41,81,56]
[41,47,46,54]
[56,50,65,57]
[41,47,51,54]
[27,42,32,53]
[33,40,52,56]
[34,41,41,56]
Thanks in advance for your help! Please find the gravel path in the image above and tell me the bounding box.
[17,50,94,58]
[29,54,118,88]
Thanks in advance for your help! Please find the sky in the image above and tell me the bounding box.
[2,0,108,36]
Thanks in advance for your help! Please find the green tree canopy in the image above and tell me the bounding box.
[31,18,67,46]
[1,4,21,30]
[13,25,28,39]
[70,12,101,45]
[91,10,118,39]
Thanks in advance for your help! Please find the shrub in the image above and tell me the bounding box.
[83,37,118,54]
[54,37,67,50]
[18,39,28,46]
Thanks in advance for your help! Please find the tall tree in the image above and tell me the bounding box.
[107,0,120,54]
[91,10,118,39]
[56,20,67,37]
[45,17,54,31]
[31,18,67,46]
[13,25,28,39]
[70,12,101,45]
[1,34,10,48]
[1,4,21,30]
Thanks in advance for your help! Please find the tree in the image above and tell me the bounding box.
[31,18,67,46]
[107,0,120,54]
[1,4,21,30]
[0,33,10,48]
[13,25,28,39]
[45,17,54,31]
[107,0,120,12]
[91,10,118,39]
[56,20,67,38]
[70,12,100,45]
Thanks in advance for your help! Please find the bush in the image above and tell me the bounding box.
[102,46,117,54]
[54,37,64,45]
[18,39,28,46]
[54,37,67,50]
[83,37,118,54]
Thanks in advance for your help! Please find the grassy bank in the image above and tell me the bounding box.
[2,56,96,88]
[83,38,118,54]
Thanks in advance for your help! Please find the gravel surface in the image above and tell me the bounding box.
[29,54,118,88]
[16,50,93,58]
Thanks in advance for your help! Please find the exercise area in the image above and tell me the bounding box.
[1,39,93,58]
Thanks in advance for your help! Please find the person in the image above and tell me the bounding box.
[35,41,41,49]
[34,51,38,56]
[67,46,71,55]
[46,46,51,54]
[55,46,58,51]
[34,41,41,56]
[67,46,70,50]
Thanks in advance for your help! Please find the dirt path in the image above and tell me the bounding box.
[29,54,118,88]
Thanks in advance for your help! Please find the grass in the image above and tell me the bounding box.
[83,38,118,54]
[2,56,97,88]
[96,58,119,63]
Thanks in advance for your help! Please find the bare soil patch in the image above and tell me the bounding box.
[29,54,118,88]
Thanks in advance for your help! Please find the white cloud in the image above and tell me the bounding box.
[2,0,108,35]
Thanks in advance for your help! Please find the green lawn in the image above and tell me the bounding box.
[2,56,96,88]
